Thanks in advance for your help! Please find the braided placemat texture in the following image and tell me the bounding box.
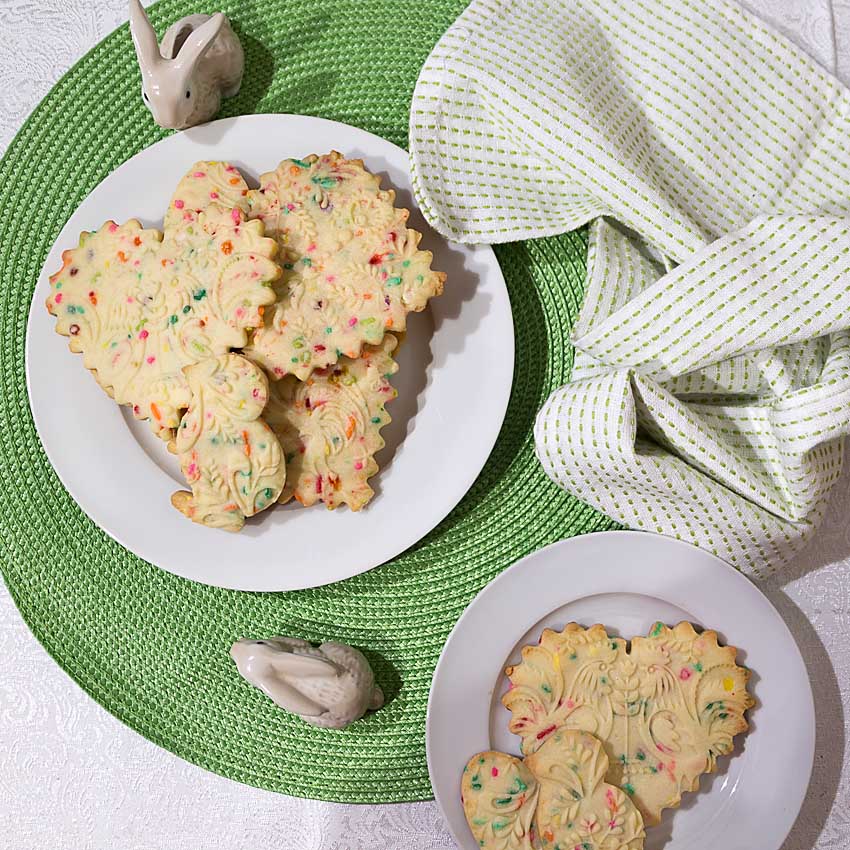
[0,0,615,802]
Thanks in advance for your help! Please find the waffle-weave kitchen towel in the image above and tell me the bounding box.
[409,0,850,576]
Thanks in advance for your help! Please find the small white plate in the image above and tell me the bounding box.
[427,531,814,850]
[25,114,514,591]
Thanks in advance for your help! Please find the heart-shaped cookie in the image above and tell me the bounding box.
[502,622,754,824]
[528,729,645,850]
[461,751,539,850]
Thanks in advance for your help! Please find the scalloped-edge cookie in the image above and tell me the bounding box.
[244,151,445,380]
[46,203,279,440]
[461,751,539,850]
[262,334,398,511]
[170,353,285,531]
[502,622,754,824]
[528,729,645,850]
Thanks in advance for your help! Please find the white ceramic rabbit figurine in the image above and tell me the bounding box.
[230,638,385,729]
[129,0,243,130]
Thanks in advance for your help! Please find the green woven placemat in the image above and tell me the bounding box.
[0,0,615,802]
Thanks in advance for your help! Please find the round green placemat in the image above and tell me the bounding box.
[0,0,615,802]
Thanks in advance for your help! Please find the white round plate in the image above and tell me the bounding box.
[428,531,814,850]
[26,114,513,591]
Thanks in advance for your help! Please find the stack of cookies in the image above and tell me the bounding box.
[462,621,755,850]
[47,155,445,531]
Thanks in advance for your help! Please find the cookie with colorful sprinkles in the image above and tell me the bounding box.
[461,751,539,850]
[164,160,251,230]
[502,622,754,824]
[46,203,280,439]
[262,334,398,511]
[170,353,285,531]
[244,151,445,380]
[527,729,645,850]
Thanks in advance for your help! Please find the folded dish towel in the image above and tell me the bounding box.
[409,0,850,576]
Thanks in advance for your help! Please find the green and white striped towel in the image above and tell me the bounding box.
[409,0,850,576]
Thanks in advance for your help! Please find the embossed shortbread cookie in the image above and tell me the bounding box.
[502,622,754,824]
[244,151,445,379]
[262,335,398,510]
[47,204,279,439]
[164,160,251,230]
[460,733,644,850]
[461,751,539,850]
[171,353,285,531]
[528,729,645,850]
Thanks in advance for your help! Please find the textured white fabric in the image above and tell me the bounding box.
[409,0,850,575]
[1,2,849,849]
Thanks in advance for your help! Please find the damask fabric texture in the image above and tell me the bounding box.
[409,0,850,576]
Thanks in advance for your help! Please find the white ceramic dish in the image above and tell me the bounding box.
[26,114,514,591]
[427,531,814,850]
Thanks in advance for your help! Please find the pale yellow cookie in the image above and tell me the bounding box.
[244,151,445,379]
[47,204,279,439]
[171,353,285,531]
[527,729,645,850]
[461,751,539,850]
[262,334,398,511]
[502,622,754,824]
[164,161,251,231]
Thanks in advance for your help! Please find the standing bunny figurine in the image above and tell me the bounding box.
[129,0,243,130]
[230,638,385,729]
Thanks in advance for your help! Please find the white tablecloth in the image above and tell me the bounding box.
[0,2,847,848]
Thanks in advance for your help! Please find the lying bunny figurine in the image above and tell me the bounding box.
[230,637,385,729]
[129,0,243,130]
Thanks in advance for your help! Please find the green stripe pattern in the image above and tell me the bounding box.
[409,0,850,575]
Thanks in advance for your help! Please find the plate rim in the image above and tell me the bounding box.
[426,530,815,850]
[25,113,515,591]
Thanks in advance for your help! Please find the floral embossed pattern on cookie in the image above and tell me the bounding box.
[461,731,646,850]
[46,204,279,439]
[245,151,445,380]
[171,353,285,531]
[461,751,539,850]
[502,622,754,823]
[529,730,645,850]
[264,334,398,510]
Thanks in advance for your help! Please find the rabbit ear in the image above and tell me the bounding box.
[173,13,225,71]
[270,651,342,679]
[128,0,160,69]
[231,643,328,716]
